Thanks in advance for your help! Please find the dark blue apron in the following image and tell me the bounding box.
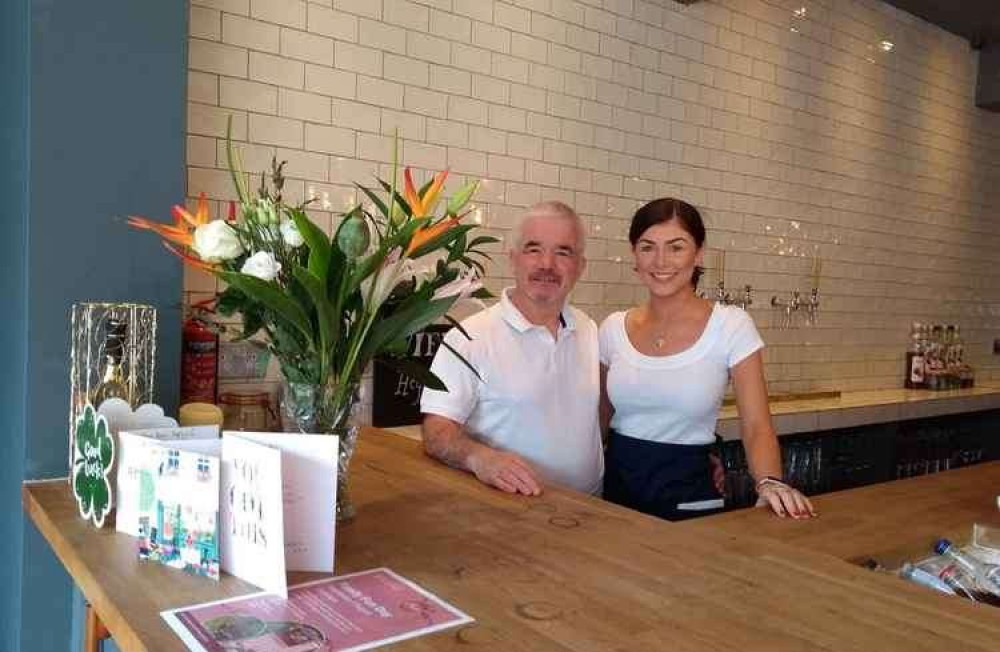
[604,430,723,521]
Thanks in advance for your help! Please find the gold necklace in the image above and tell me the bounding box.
[633,310,673,350]
[651,323,672,350]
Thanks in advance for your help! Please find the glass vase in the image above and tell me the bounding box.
[280,378,361,522]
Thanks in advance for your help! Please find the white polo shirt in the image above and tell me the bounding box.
[420,288,604,494]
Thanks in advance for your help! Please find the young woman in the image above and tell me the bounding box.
[599,198,815,520]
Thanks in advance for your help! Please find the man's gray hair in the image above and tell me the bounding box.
[511,200,587,253]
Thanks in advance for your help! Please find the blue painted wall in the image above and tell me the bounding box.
[2,1,188,649]
[0,0,30,649]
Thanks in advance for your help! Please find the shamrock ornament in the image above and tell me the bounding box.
[72,403,115,527]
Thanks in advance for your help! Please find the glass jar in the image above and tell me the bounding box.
[218,391,276,431]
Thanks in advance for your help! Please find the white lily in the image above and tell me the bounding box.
[432,267,482,302]
[362,248,436,311]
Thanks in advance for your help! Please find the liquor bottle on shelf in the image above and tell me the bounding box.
[924,324,944,390]
[904,322,925,389]
[92,318,130,409]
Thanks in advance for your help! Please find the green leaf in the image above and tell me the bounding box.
[216,286,246,317]
[218,271,314,344]
[467,235,500,249]
[446,180,479,216]
[357,295,458,366]
[377,178,412,219]
[293,265,335,361]
[346,250,383,297]
[225,117,250,205]
[239,309,265,341]
[461,256,486,275]
[378,356,447,391]
[446,230,467,264]
[381,336,410,356]
[326,241,349,303]
[288,207,331,283]
[356,184,388,218]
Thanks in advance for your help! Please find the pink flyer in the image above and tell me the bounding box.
[162,568,474,651]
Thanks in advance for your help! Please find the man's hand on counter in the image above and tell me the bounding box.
[469,449,544,496]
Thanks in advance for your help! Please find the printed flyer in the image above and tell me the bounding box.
[162,568,473,651]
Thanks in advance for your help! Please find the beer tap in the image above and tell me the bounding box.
[707,250,753,310]
[770,290,801,330]
[769,256,821,329]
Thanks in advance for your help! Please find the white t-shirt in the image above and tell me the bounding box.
[599,304,764,446]
[420,288,604,494]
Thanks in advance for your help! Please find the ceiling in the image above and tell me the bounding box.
[881,0,1000,48]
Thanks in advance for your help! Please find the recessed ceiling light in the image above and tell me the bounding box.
[880,40,894,52]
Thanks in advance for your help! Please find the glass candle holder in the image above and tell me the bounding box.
[69,302,157,472]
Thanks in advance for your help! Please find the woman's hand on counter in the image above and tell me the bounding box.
[755,478,816,519]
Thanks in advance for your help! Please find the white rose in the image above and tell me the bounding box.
[279,219,305,247]
[240,251,282,282]
[192,220,244,262]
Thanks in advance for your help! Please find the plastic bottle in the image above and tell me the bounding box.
[935,538,1000,597]
[898,563,955,595]
[937,564,983,602]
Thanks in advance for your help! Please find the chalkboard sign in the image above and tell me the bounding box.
[372,325,451,427]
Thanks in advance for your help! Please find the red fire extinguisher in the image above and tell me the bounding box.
[180,299,220,404]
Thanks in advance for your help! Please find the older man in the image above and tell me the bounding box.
[420,200,603,496]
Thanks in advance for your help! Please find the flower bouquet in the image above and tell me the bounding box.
[129,125,494,519]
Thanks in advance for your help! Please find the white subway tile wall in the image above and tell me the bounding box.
[185,0,1000,422]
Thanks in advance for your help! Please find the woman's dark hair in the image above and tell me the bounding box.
[628,197,706,287]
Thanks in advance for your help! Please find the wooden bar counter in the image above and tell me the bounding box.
[24,429,1000,651]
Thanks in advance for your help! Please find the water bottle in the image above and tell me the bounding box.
[935,538,1000,597]
[898,563,955,595]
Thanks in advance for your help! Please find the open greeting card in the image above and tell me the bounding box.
[117,428,338,596]
[220,431,339,598]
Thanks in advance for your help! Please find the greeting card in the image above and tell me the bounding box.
[117,427,223,579]
[220,432,339,598]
